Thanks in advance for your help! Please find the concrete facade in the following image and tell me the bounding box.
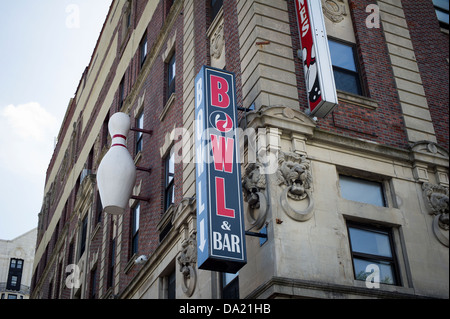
[31,0,448,299]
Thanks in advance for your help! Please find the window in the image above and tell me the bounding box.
[131,202,140,256]
[102,113,110,148]
[328,39,363,96]
[167,270,176,299]
[339,175,386,207]
[126,0,132,29]
[107,238,116,289]
[347,223,399,285]
[167,52,176,99]
[96,192,103,224]
[160,264,176,299]
[210,0,223,22]
[433,0,449,28]
[68,242,74,265]
[79,216,88,258]
[55,262,62,299]
[222,272,239,299]
[164,147,175,211]
[90,266,98,299]
[119,76,125,109]
[135,112,144,154]
[48,281,53,299]
[140,32,148,67]
[159,220,173,242]
[7,259,24,291]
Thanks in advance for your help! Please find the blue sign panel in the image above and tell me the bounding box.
[195,66,247,274]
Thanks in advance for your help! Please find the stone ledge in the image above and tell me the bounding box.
[337,90,378,110]
[245,276,433,299]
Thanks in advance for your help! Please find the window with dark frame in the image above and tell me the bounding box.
[328,39,363,96]
[90,266,98,299]
[140,32,148,67]
[339,175,386,207]
[167,52,176,100]
[68,241,74,266]
[55,262,62,299]
[433,0,449,28]
[48,281,53,299]
[102,113,110,148]
[79,216,88,259]
[164,147,175,211]
[96,191,103,224]
[135,112,144,155]
[107,238,116,289]
[167,270,176,299]
[119,76,125,109]
[347,222,400,286]
[131,202,140,256]
[210,0,223,22]
[7,259,24,291]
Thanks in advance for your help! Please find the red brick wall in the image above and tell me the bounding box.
[402,0,449,151]
[287,0,410,150]
[223,0,243,109]
[32,0,187,298]
[118,0,185,292]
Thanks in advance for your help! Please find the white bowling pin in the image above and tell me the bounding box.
[97,112,137,215]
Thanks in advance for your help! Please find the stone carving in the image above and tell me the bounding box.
[412,141,448,158]
[422,182,449,247]
[177,233,197,297]
[242,162,268,230]
[210,21,224,60]
[322,0,347,23]
[172,197,195,224]
[277,151,314,221]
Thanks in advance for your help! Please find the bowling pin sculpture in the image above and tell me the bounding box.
[97,112,137,215]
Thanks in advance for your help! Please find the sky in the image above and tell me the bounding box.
[0,0,112,240]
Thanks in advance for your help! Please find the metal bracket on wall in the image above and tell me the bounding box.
[130,127,153,135]
[245,231,267,239]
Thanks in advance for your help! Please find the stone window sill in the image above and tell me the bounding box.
[337,90,378,110]
[160,93,176,121]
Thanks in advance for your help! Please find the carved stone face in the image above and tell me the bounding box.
[422,182,450,244]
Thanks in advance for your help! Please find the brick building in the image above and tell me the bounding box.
[31,0,448,299]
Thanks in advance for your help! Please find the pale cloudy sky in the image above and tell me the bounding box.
[0,0,112,240]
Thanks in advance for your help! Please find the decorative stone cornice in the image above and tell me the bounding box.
[242,105,317,137]
[410,141,449,168]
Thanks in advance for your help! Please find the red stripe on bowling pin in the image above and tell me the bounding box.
[112,134,127,148]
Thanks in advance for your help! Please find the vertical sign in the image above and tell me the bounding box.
[195,66,247,274]
[295,0,338,118]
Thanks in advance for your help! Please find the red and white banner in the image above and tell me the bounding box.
[295,0,338,118]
